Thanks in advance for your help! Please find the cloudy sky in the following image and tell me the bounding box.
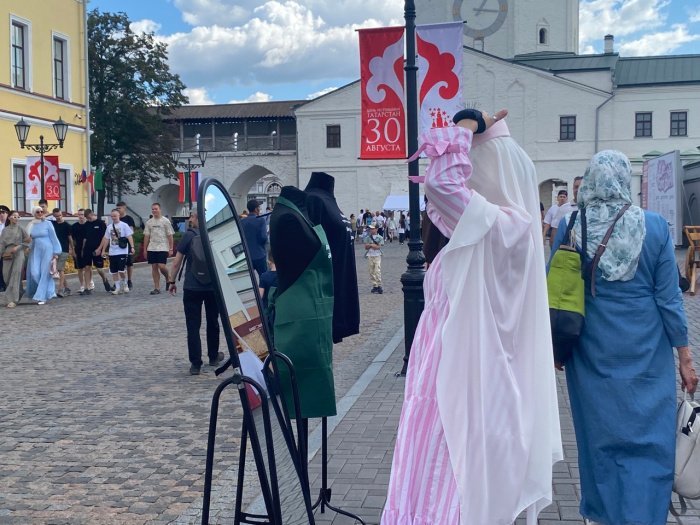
[88,0,700,105]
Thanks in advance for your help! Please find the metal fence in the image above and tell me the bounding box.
[181,134,296,153]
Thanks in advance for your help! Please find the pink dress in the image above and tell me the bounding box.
[382,127,473,524]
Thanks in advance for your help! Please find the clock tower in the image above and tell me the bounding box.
[416,0,579,59]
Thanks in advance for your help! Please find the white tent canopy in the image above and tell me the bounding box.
[382,194,426,211]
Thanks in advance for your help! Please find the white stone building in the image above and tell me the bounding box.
[295,0,700,216]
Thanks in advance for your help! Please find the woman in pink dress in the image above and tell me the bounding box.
[382,109,562,525]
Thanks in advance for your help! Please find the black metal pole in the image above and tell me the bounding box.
[39,135,46,201]
[399,0,425,376]
[186,158,192,211]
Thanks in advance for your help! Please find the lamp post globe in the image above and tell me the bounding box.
[52,117,69,146]
[14,118,30,146]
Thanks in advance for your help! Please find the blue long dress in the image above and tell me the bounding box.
[551,211,687,525]
[26,220,62,302]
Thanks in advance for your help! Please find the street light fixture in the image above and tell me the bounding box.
[14,117,69,201]
[171,149,208,211]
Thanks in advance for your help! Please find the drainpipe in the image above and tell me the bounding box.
[82,0,92,205]
[594,93,614,154]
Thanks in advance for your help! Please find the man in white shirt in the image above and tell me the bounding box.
[96,209,135,295]
[542,190,568,244]
[143,203,174,295]
[550,176,584,242]
[0,205,8,292]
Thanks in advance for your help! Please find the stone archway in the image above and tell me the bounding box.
[152,183,182,218]
[228,165,276,212]
[538,178,567,210]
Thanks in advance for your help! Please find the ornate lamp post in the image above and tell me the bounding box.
[171,149,208,212]
[14,117,69,201]
[399,0,426,376]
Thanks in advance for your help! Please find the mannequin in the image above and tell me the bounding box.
[304,172,361,343]
[269,185,336,419]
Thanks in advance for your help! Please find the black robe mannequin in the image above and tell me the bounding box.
[269,186,320,295]
[304,172,360,343]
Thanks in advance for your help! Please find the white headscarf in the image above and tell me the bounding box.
[573,150,646,282]
[27,206,45,236]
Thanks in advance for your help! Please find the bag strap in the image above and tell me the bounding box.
[669,496,688,517]
[564,210,578,247]
[589,203,631,297]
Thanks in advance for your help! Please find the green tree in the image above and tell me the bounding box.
[88,9,187,216]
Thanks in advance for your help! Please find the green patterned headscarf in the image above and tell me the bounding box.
[573,150,646,282]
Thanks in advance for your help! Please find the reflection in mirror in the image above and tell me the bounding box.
[201,181,314,524]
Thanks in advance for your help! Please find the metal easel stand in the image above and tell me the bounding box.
[201,366,281,525]
[309,417,367,524]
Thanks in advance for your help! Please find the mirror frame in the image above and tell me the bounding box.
[197,177,315,524]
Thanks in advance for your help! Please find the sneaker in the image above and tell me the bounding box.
[37,301,46,305]
[84,289,92,295]
[127,280,133,290]
[189,365,201,375]
[6,302,16,308]
[111,289,121,296]
[111,285,116,292]
[123,285,130,294]
[149,289,160,295]
[56,290,65,298]
[376,287,384,294]
[370,287,378,294]
[64,287,71,295]
[78,286,85,294]
[103,280,112,292]
[88,280,95,291]
[209,352,226,367]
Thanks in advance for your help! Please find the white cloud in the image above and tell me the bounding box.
[228,91,273,103]
[690,7,700,23]
[183,87,215,105]
[306,87,338,99]
[618,24,700,56]
[579,0,670,52]
[159,1,397,93]
[130,18,162,34]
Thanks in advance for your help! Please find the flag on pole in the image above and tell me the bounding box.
[43,156,60,199]
[177,172,186,203]
[94,169,104,191]
[417,22,464,135]
[190,171,199,202]
[358,26,407,159]
[86,171,95,196]
[25,157,42,200]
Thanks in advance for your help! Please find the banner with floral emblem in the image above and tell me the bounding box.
[25,156,60,200]
[358,27,407,159]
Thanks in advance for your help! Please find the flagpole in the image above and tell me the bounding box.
[399,0,425,376]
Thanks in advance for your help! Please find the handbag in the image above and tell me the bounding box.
[547,211,585,365]
[113,224,129,249]
[671,393,700,516]
[547,204,630,365]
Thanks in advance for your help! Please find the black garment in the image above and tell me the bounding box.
[183,288,220,367]
[121,215,136,229]
[71,222,88,255]
[305,172,360,343]
[259,269,278,310]
[270,186,320,295]
[51,221,71,252]
[251,256,268,279]
[85,219,106,253]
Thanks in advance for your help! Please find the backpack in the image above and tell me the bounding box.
[179,228,211,285]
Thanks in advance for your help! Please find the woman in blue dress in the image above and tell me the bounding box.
[551,150,698,525]
[26,206,61,304]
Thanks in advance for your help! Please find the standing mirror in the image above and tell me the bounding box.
[198,178,314,524]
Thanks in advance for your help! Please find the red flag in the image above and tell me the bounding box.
[190,171,199,202]
[177,172,185,203]
[43,156,60,200]
[358,27,407,159]
[86,171,95,196]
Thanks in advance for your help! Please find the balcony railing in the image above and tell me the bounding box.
[181,134,296,153]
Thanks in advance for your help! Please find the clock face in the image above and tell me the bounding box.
[452,0,508,39]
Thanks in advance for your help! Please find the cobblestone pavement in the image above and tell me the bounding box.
[0,239,409,524]
[3,243,700,524]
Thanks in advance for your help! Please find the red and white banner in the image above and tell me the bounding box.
[417,22,463,135]
[358,27,407,159]
[26,156,60,200]
[177,171,199,203]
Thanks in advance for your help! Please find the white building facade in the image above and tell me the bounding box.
[295,0,700,216]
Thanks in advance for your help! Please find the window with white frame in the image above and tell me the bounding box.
[12,164,29,212]
[58,169,69,211]
[53,36,68,100]
[11,20,29,90]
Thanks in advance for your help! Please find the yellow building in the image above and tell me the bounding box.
[0,0,90,213]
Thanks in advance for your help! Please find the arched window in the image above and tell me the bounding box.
[539,28,547,45]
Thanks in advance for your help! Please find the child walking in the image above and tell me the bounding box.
[363,223,384,294]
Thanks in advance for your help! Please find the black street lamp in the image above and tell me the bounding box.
[171,149,208,211]
[14,117,69,201]
[399,0,426,376]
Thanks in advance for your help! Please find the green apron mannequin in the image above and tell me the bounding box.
[269,190,336,418]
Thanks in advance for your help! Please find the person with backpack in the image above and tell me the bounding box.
[167,207,224,375]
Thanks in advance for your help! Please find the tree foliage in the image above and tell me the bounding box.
[88,9,187,211]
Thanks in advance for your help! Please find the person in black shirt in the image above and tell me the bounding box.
[71,209,89,294]
[116,201,136,289]
[84,209,111,293]
[51,209,72,297]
